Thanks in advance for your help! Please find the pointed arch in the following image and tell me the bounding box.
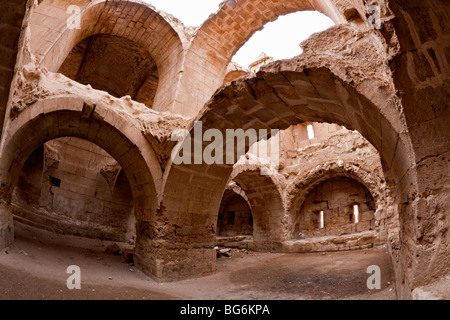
[0,95,165,279]
[29,0,187,112]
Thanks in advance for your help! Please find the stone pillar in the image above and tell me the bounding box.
[383,0,450,299]
[235,173,287,252]
[252,211,285,252]
[134,219,217,282]
[0,185,14,249]
[133,159,233,282]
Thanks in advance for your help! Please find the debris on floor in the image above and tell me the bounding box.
[105,243,122,256]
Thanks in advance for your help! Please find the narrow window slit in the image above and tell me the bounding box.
[353,204,359,224]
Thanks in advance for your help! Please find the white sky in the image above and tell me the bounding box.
[143,0,334,68]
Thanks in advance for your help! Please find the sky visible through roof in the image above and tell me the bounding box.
[143,0,334,68]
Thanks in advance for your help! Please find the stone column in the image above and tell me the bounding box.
[133,159,233,282]
[134,218,217,282]
[0,184,14,249]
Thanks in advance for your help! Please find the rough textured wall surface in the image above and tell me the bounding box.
[380,0,450,299]
[59,34,159,108]
[217,190,253,237]
[12,137,135,242]
[295,177,376,238]
[231,123,395,253]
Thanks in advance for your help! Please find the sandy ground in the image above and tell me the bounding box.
[0,223,397,300]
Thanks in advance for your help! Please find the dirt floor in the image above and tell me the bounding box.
[0,223,397,300]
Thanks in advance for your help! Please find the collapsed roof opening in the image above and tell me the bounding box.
[58,34,159,108]
[232,11,335,69]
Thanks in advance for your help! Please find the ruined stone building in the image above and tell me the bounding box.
[0,0,448,300]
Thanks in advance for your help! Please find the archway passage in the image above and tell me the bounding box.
[217,189,253,238]
[160,60,409,279]
[58,35,159,108]
[1,0,446,300]
[294,177,376,239]
[0,96,164,280]
[231,171,285,250]
[29,0,186,113]
[12,137,136,243]
[188,64,408,180]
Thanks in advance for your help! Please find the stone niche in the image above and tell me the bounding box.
[12,137,136,242]
[217,190,253,237]
[294,177,376,239]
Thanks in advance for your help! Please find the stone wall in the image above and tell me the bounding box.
[59,34,159,108]
[231,122,395,253]
[217,189,253,237]
[294,177,376,238]
[12,137,135,242]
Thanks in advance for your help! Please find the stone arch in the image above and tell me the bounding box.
[230,168,286,250]
[29,0,187,112]
[193,0,348,63]
[286,161,385,240]
[381,0,450,299]
[217,189,253,237]
[191,65,412,183]
[0,95,163,277]
[11,137,137,242]
[159,61,413,281]
[287,161,384,213]
[172,0,381,116]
